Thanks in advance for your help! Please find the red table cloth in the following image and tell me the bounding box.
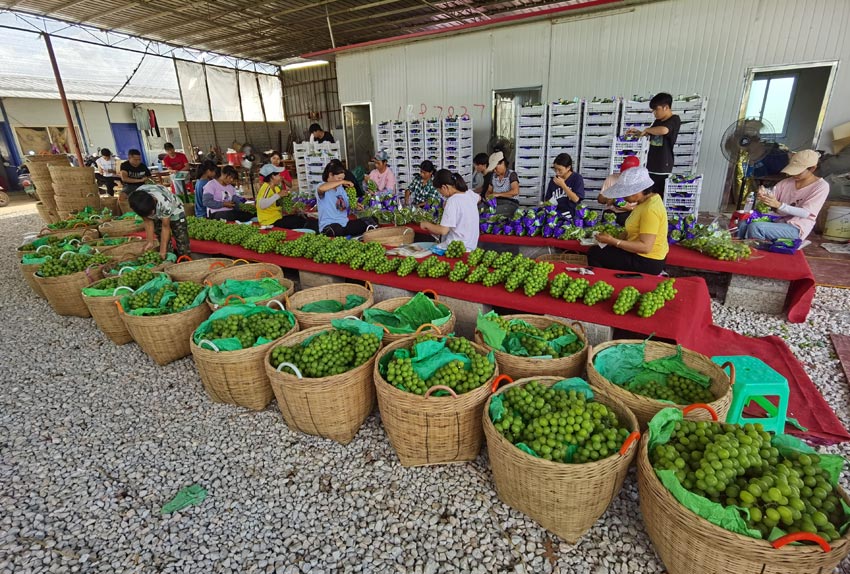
[406,225,815,323]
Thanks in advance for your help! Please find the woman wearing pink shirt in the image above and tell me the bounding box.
[364,150,397,196]
[738,150,828,241]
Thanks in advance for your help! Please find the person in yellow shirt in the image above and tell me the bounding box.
[256,164,316,231]
[588,166,668,274]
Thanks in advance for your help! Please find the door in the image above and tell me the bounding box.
[110,123,147,164]
[342,104,374,171]
[740,63,837,151]
[492,87,543,165]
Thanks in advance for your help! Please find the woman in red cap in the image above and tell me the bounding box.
[598,155,641,226]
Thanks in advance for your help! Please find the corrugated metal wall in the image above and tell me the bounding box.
[336,0,850,210]
[282,62,342,154]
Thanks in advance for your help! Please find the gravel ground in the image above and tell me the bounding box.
[1,212,849,574]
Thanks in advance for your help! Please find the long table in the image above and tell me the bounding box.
[189,239,713,348]
[406,225,816,323]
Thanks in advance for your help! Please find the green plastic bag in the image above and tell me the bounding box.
[476,311,508,350]
[363,292,452,334]
[594,342,648,386]
[161,484,207,514]
[193,304,296,351]
[489,395,506,422]
[208,278,287,306]
[330,317,385,339]
[300,294,366,313]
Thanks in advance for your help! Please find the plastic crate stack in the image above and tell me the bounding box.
[580,98,622,197]
[407,119,425,175]
[609,136,649,174]
[663,175,703,215]
[514,104,547,206]
[389,121,411,191]
[442,117,474,184]
[425,118,443,167]
[293,142,340,194]
[673,97,708,176]
[545,99,582,182]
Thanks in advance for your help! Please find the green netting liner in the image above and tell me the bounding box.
[362,292,452,334]
[646,408,849,542]
[193,304,296,351]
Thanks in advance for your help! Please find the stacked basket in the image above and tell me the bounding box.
[27,155,69,223]
[49,165,101,219]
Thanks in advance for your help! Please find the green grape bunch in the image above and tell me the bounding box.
[582,281,615,306]
[613,286,640,315]
[651,420,848,542]
[396,256,418,277]
[465,266,488,284]
[206,311,293,349]
[445,240,466,259]
[38,252,109,278]
[386,335,495,395]
[494,381,631,464]
[269,329,381,378]
[637,291,666,317]
[548,273,571,299]
[467,248,486,267]
[562,278,590,303]
[449,261,470,282]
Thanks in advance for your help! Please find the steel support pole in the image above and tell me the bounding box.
[43,33,84,167]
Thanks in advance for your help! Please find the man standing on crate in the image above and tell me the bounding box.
[128,184,191,258]
[627,92,680,198]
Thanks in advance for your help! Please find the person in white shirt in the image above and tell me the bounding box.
[419,170,480,252]
[95,148,120,196]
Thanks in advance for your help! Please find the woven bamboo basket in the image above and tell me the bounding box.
[285,283,374,329]
[19,260,46,298]
[88,237,146,258]
[474,315,588,380]
[39,194,58,211]
[55,194,101,217]
[48,165,96,187]
[38,224,96,239]
[483,376,641,543]
[83,281,152,345]
[535,252,588,266]
[373,336,501,466]
[98,218,144,237]
[636,407,850,574]
[587,340,734,429]
[26,154,69,164]
[191,312,300,410]
[103,255,169,277]
[120,302,211,366]
[263,325,381,444]
[35,201,59,224]
[33,265,105,317]
[204,261,284,285]
[207,279,295,312]
[366,291,456,344]
[362,225,415,247]
[53,183,100,198]
[162,257,234,283]
[117,194,132,214]
[100,195,120,216]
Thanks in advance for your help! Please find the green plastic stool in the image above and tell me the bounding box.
[711,355,789,434]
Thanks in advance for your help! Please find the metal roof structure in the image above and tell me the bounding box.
[0,0,611,65]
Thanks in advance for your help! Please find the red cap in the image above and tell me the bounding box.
[620,155,640,172]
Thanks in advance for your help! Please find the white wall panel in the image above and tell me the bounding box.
[337,0,850,209]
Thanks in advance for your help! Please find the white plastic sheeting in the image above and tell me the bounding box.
[258,74,285,122]
[0,28,180,103]
[175,60,210,121]
[206,66,241,121]
[238,72,264,122]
